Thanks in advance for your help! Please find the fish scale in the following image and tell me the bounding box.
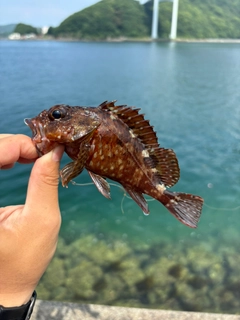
[25,100,204,228]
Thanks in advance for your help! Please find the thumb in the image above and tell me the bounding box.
[25,145,64,217]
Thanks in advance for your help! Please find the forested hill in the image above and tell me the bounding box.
[48,0,148,39]
[48,0,240,39]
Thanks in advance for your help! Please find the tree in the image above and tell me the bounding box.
[14,23,38,35]
[50,0,148,39]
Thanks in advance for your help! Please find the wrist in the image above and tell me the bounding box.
[0,290,34,308]
[0,291,36,320]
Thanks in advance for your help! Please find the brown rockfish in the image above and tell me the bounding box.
[25,101,203,228]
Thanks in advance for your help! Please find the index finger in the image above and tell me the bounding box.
[0,134,38,169]
[0,134,14,140]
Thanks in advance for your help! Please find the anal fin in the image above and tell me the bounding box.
[125,187,149,215]
[88,170,111,199]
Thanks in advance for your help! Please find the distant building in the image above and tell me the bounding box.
[23,33,36,39]
[8,32,21,40]
[8,32,37,40]
[41,26,49,35]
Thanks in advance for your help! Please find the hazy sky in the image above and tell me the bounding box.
[0,0,147,27]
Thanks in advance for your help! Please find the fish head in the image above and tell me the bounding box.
[25,104,101,156]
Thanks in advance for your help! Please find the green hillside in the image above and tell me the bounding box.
[14,23,39,35]
[177,0,240,38]
[49,0,148,39]
[48,0,240,39]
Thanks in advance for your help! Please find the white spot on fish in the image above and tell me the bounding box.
[156,184,166,193]
[129,129,136,138]
[118,159,123,165]
[170,199,177,205]
[100,155,104,160]
[94,153,98,158]
[151,168,158,173]
[110,113,117,120]
[142,150,150,158]
[110,165,115,170]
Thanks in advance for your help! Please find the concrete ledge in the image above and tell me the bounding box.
[32,300,240,320]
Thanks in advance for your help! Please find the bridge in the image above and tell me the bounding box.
[151,0,179,40]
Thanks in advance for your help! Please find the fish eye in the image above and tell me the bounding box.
[49,106,66,120]
[52,110,62,119]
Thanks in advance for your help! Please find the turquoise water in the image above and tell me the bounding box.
[1,40,240,313]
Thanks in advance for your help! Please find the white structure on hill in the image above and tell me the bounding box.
[41,26,49,35]
[151,0,179,40]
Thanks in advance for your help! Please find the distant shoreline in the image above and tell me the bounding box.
[175,38,240,43]
[1,36,240,44]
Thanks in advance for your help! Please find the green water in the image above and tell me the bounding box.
[1,40,240,313]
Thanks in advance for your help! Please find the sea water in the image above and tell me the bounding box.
[1,40,240,313]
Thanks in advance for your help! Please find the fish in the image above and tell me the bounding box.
[25,101,204,228]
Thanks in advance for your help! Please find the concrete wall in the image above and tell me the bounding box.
[32,300,240,320]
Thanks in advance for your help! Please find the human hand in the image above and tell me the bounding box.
[0,134,64,307]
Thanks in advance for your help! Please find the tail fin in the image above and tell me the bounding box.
[161,190,204,228]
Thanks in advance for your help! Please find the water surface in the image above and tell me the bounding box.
[1,40,240,313]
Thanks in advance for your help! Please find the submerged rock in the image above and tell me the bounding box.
[36,234,240,314]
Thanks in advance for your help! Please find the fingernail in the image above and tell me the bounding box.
[52,145,64,162]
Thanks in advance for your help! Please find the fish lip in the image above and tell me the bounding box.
[24,118,37,136]
[24,118,47,156]
[24,118,45,141]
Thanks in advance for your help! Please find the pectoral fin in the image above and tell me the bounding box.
[61,129,96,187]
[60,161,84,187]
[125,187,149,215]
[88,170,111,199]
[60,144,90,187]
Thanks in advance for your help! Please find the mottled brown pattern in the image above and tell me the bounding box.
[26,101,203,228]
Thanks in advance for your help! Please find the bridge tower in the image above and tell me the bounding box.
[151,0,179,40]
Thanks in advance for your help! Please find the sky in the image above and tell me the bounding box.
[0,0,147,27]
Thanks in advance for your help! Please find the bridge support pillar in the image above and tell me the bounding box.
[151,0,179,40]
[151,0,159,39]
[169,0,179,40]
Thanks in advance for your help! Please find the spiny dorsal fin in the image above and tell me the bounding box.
[99,101,180,187]
[99,101,159,148]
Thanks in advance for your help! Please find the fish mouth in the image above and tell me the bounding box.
[24,118,38,137]
[24,118,50,156]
